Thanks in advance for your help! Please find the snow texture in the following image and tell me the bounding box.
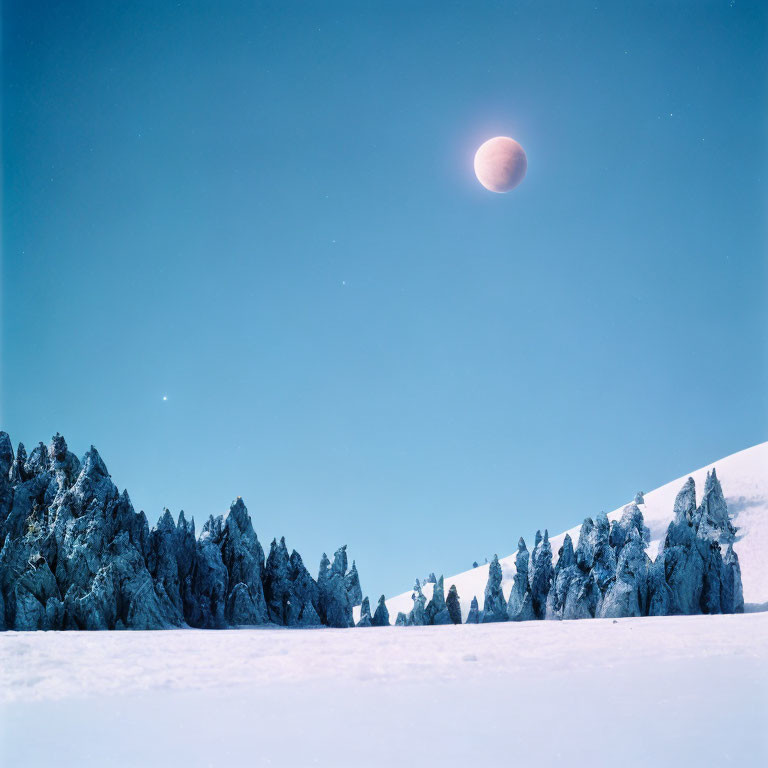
[1,613,766,766]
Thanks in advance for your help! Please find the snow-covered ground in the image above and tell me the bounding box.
[381,442,768,622]
[1,614,766,766]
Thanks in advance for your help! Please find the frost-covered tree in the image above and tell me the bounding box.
[426,575,451,625]
[482,554,507,623]
[316,552,331,620]
[693,470,741,615]
[357,596,372,627]
[507,538,535,622]
[466,596,480,624]
[722,543,744,614]
[395,611,407,626]
[652,475,744,617]
[317,546,354,628]
[647,555,671,617]
[48,432,81,489]
[574,513,616,615]
[609,503,650,552]
[372,595,390,627]
[210,498,269,627]
[600,505,651,618]
[660,478,705,615]
[288,550,322,626]
[546,533,581,620]
[542,517,604,621]
[345,560,363,607]
[146,509,191,622]
[592,513,617,592]
[264,537,293,624]
[598,527,650,618]
[408,581,427,626]
[8,442,27,485]
[24,441,48,478]
[568,519,598,618]
[699,539,724,615]
[446,584,462,624]
[575,518,596,571]
[529,531,554,619]
[695,469,737,545]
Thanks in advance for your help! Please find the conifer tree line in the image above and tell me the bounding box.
[0,432,745,630]
[0,433,365,630]
[390,471,743,626]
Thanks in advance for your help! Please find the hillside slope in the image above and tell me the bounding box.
[383,442,767,622]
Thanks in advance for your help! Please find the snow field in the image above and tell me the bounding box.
[1,612,767,766]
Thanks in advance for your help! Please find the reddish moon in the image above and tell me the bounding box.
[474,136,527,193]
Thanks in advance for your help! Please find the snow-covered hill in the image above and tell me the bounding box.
[382,442,768,622]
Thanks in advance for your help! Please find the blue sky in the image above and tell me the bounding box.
[2,1,766,599]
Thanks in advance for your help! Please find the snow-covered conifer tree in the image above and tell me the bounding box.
[466,596,480,624]
[569,517,604,618]
[408,581,427,626]
[288,550,322,626]
[345,560,363,607]
[722,543,744,613]
[446,584,462,624]
[482,554,507,622]
[661,478,705,615]
[317,546,354,628]
[609,503,650,552]
[316,552,331,623]
[529,531,554,619]
[698,538,724,614]
[357,596,372,627]
[264,537,292,625]
[598,527,650,618]
[8,442,26,485]
[507,538,535,622]
[695,469,737,544]
[647,555,671,617]
[592,513,617,593]
[426,575,451,625]
[372,594,390,626]
[546,533,580,620]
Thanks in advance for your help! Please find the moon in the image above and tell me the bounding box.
[474,136,527,193]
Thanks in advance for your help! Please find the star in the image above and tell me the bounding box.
[162,396,167,401]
